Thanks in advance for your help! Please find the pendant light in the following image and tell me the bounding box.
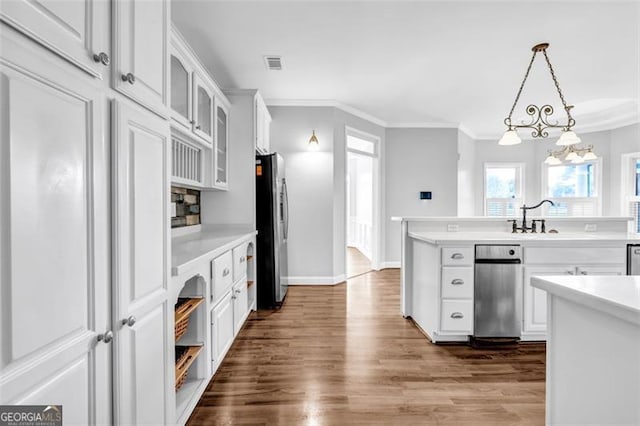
[308,130,319,151]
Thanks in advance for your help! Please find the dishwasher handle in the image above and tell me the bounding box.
[475,259,521,264]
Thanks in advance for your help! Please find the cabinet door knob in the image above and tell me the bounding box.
[122,315,136,327]
[231,295,237,300]
[580,271,588,275]
[195,125,201,130]
[450,312,464,319]
[121,73,135,84]
[222,268,230,277]
[240,256,246,263]
[567,270,575,275]
[97,330,114,343]
[235,289,241,294]
[451,279,464,285]
[93,52,110,66]
[451,253,464,260]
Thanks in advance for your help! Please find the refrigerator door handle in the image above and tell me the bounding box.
[283,179,289,241]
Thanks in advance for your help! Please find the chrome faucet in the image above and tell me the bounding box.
[509,199,555,233]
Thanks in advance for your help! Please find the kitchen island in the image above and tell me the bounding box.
[393,216,639,342]
[532,275,640,425]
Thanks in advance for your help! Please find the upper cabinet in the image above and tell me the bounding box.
[169,26,230,191]
[255,95,272,154]
[113,0,170,117]
[193,72,215,143]
[0,0,110,79]
[214,101,230,189]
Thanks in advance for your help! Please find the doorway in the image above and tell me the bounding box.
[345,128,380,278]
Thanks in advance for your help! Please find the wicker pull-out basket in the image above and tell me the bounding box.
[174,297,204,342]
[174,345,203,391]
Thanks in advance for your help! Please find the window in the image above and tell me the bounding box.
[623,154,640,234]
[484,163,524,216]
[542,160,601,216]
[347,134,376,156]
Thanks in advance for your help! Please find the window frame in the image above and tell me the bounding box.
[621,152,640,233]
[541,158,603,217]
[483,162,525,217]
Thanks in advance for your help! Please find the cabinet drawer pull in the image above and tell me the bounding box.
[222,267,230,277]
[121,73,135,84]
[451,253,464,260]
[451,279,464,285]
[235,289,241,294]
[580,271,588,275]
[566,270,574,275]
[450,312,464,319]
[93,52,110,66]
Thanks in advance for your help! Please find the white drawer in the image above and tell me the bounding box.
[526,246,625,265]
[442,247,473,266]
[441,267,474,299]
[440,300,473,333]
[211,251,233,302]
[232,242,249,282]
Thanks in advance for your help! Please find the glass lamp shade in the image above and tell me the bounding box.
[582,151,597,160]
[545,154,562,165]
[498,130,522,146]
[571,155,585,163]
[565,151,579,161]
[556,130,581,146]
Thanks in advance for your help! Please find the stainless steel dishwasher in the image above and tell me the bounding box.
[474,245,523,339]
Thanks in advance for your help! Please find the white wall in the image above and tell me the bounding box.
[384,128,459,264]
[269,106,335,281]
[201,92,256,225]
[457,129,476,216]
[268,106,385,283]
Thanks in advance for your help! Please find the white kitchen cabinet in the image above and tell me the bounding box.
[233,280,249,335]
[172,135,204,187]
[211,251,233,303]
[113,0,169,117]
[255,94,271,154]
[523,264,625,337]
[193,72,214,143]
[211,292,235,369]
[170,44,193,132]
[523,266,573,334]
[213,101,230,189]
[0,0,110,79]
[0,31,111,423]
[112,99,172,425]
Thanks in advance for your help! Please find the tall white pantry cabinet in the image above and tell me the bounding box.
[0,0,174,424]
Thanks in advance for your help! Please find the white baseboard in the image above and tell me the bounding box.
[286,275,346,285]
[380,261,400,269]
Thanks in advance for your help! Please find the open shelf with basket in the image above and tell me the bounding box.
[174,275,207,423]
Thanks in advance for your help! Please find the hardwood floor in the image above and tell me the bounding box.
[188,269,545,425]
[346,246,372,278]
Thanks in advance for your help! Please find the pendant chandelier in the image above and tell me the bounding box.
[498,43,597,164]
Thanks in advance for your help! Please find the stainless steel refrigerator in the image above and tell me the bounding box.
[628,245,640,275]
[256,153,289,308]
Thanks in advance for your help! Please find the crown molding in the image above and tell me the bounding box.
[265,99,388,127]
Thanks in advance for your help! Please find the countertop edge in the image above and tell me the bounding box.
[171,231,257,276]
[407,231,640,245]
[531,277,640,326]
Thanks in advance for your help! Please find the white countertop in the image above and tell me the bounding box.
[532,276,640,326]
[409,231,640,245]
[171,225,256,276]
[392,216,633,222]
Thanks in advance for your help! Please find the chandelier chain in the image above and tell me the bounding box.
[542,49,573,122]
[506,51,537,124]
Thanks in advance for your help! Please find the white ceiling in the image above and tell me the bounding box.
[173,0,640,139]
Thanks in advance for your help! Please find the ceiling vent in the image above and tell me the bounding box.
[264,56,283,71]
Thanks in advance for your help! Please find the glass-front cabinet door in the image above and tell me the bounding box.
[170,49,192,131]
[192,72,214,144]
[214,103,229,188]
